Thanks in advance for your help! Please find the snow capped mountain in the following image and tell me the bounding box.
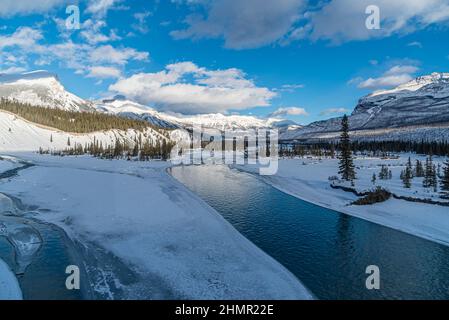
[368,72,449,98]
[96,97,178,129]
[0,70,298,147]
[0,110,166,152]
[282,72,449,142]
[0,71,94,112]
[96,96,297,132]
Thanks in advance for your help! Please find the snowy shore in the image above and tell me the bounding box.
[0,258,22,300]
[235,155,449,246]
[0,153,312,300]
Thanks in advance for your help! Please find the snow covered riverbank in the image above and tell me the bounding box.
[0,258,22,300]
[0,153,312,300]
[235,155,449,246]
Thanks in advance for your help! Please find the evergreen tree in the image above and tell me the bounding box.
[440,159,449,199]
[431,164,438,192]
[423,156,434,188]
[379,165,390,180]
[415,160,424,177]
[402,166,412,188]
[371,173,376,185]
[407,157,414,178]
[338,115,356,181]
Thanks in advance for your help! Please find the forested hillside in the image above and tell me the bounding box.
[0,99,152,133]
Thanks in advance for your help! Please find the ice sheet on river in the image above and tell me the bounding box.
[0,154,313,299]
[0,220,42,274]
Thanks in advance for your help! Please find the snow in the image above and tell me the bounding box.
[97,97,296,131]
[0,258,22,300]
[282,72,449,142]
[0,161,23,300]
[369,72,449,97]
[0,70,92,112]
[0,153,313,299]
[235,154,449,246]
[0,110,166,152]
[0,155,19,173]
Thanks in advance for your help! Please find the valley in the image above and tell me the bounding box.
[1,69,449,300]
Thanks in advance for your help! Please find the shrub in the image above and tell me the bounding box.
[352,187,391,205]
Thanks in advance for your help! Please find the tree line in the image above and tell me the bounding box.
[40,134,176,161]
[336,115,449,199]
[0,98,158,133]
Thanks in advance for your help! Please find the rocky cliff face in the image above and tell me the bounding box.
[281,73,449,141]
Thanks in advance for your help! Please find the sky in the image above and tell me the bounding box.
[1,0,449,124]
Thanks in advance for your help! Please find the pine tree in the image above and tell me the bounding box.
[379,165,389,180]
[371,173,376,185]
[402,166,412,188]
[407,157,414,178]
[338,115,356,181]
[431,164,438,192]
[440,159,449,199]
[415,160,424,177]
[423,156,435,188]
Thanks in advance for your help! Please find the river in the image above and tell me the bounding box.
[170,165,449,300]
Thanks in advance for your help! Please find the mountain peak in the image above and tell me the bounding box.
[368,72,449,98]
[0,70,93,112]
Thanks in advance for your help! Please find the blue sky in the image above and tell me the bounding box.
[1,0,449,124]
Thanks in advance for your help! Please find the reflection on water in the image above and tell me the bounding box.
[170,165,449,300]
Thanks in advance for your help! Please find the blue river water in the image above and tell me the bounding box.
[170,165,449,300]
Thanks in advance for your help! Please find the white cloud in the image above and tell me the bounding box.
[80,20,122,45]
[171,0,305,49]
[0,25,149,82]
[407,41,423,48]
[90,45,149,65]
[302,0,449,43]
[109,62,276,114]
[132,11,152,34]
[0,66,27,74]
[170,0,449,48]
[87,66,122,79]
[384,65,419,76]
[269,107,308,117]
[0,0,67,17]
[0,27,43,50]
[86,0,123,17]
[278,84,304,92]
[355,64,419,90]
[320,107,350,116]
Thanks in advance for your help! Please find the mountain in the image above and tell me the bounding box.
[0,71,94,112]
[0,72,167,152]
[95,97,178,129]
[0,110,167,152]
[282,72,449,142]
[96,96,298,132]
[0,70,299,147]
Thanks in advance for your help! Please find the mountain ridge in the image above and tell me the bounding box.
[282,72,449,142]
[0,71,299,133]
